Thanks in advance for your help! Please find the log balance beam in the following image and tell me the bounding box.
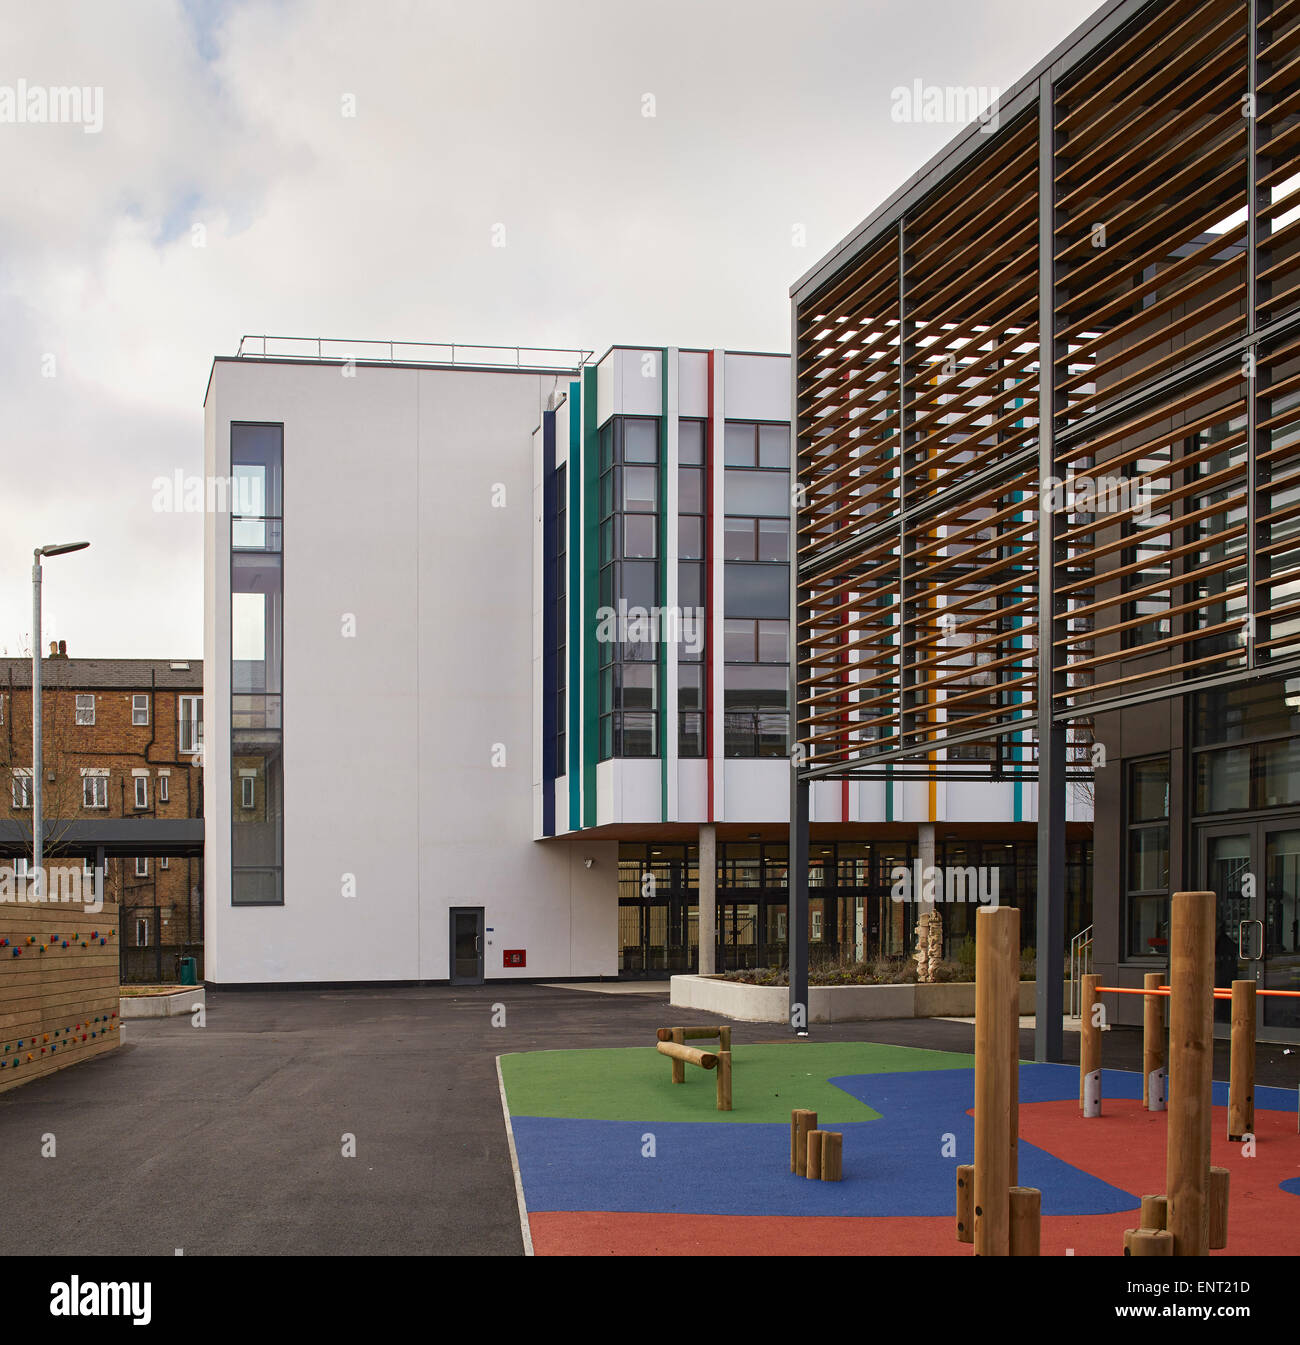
[655,1025,731,1111]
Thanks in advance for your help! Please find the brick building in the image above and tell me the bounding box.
[0,649,204,981]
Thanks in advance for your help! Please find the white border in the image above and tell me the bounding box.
[495,1054,534,1256]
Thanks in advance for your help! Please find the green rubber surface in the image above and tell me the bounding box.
[500,1040,974,1124]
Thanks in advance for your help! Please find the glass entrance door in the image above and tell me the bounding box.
[1199,820,1300,1042]
[449,907,484,985]
[1263,826,1300,1038]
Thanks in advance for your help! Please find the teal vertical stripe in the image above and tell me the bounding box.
[582,367,599,829]
[568,380,582,832]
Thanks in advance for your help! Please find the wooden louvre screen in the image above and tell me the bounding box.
[793,0,1300,778]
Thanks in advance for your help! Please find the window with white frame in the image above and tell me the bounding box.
[160,855,169,870]
[132,694,149,726]
[12,770,32,809]
[134,775,149,809]
[75,694,95,725]
[135,917,149,946]
[178,695,203,754]
[158,772,169,803]
[135,856,149,877]
[241,775,256,809]
[0,692,5,724]
[82,770,108,808]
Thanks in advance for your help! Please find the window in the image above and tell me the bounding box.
[132,694,149,726]
[232,423,284,905]
[135,857,149,877]
[75,694,95,725]
[135,918,149,947]
[11,771,32,809]
[597,416,661,759]
[1192,678,1300,813]
[241,775,256,809]
[134,775,149,809]
[158,773,169,803]
[0,693,4,724]
[723,423,790,757]
[178,695,203,754]
[161,856,169,870]
[82,771,108,809]
[1126,757,1170,958]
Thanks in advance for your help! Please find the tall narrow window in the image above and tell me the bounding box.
[231,424,284,905]
[178,695,203,754]
[134,775,149,809]
[75,694,95,725]
[132,694,150,726]
[723,422,790,756]
[598,416,661,758]
[679,418,706,758]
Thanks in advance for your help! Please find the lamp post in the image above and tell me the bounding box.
[32,541,89,897]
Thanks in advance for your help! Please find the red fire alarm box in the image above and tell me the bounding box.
[503,949,526,968]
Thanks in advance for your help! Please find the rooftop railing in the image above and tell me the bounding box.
[235,335,592,372]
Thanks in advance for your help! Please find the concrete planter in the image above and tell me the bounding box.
[670,974,1038,1024]
[120,987,205,1019]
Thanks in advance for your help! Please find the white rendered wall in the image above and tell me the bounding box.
[204,359,616,984]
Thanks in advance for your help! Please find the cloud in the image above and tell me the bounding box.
[0,0,1107,655]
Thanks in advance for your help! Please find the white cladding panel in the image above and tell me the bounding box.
[204,359,615,982]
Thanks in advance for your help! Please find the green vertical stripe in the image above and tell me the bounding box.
[568,380,581,832]
[583,367,599,829]
[659,349,669,824]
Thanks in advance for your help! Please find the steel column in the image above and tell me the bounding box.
[1035,76,1066,1063]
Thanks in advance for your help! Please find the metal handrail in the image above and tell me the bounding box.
[1068,923,1093,1020]
[235,334,593,372]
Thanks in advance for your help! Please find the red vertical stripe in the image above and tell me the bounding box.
[705,350,715,823]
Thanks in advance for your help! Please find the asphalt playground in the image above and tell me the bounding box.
[0,983,1295,1256]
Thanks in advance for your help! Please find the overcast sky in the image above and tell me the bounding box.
[0,0,1106,658]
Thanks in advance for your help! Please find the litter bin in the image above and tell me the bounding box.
[179,957,198,986]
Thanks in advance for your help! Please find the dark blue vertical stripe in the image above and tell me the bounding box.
[541,410,558,838]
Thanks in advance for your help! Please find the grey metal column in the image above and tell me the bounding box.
[1035,75,1066,1064]
[788,289,810,1034]
[789,773,810,1034]
[698,823,717,975]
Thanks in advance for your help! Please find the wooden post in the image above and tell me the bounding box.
[1166,890,1215,1257]
[1139,1194,1168,1231]
[1209,1166,1229,1250]
[1228,980,1255,1142]
[716,1049,732,1111]
[974,904,1018,1255]
[1080,972,1102,1117]
[793,1109,817,1177]
[1143,972,1166,1111]
[1008,1186,1041,1256]
[1123,1228,1174,1256]
[718,1025,731,1054]
[806,1130,824,1180]
[670,1027,686,1083]
[820,1132,842,1181]
[1010,983,1020,1185]
[955,1164,974,1244]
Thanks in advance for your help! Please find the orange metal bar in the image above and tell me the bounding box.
[1095,984,1300,998]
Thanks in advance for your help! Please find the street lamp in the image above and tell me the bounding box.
[32,541,89,898]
